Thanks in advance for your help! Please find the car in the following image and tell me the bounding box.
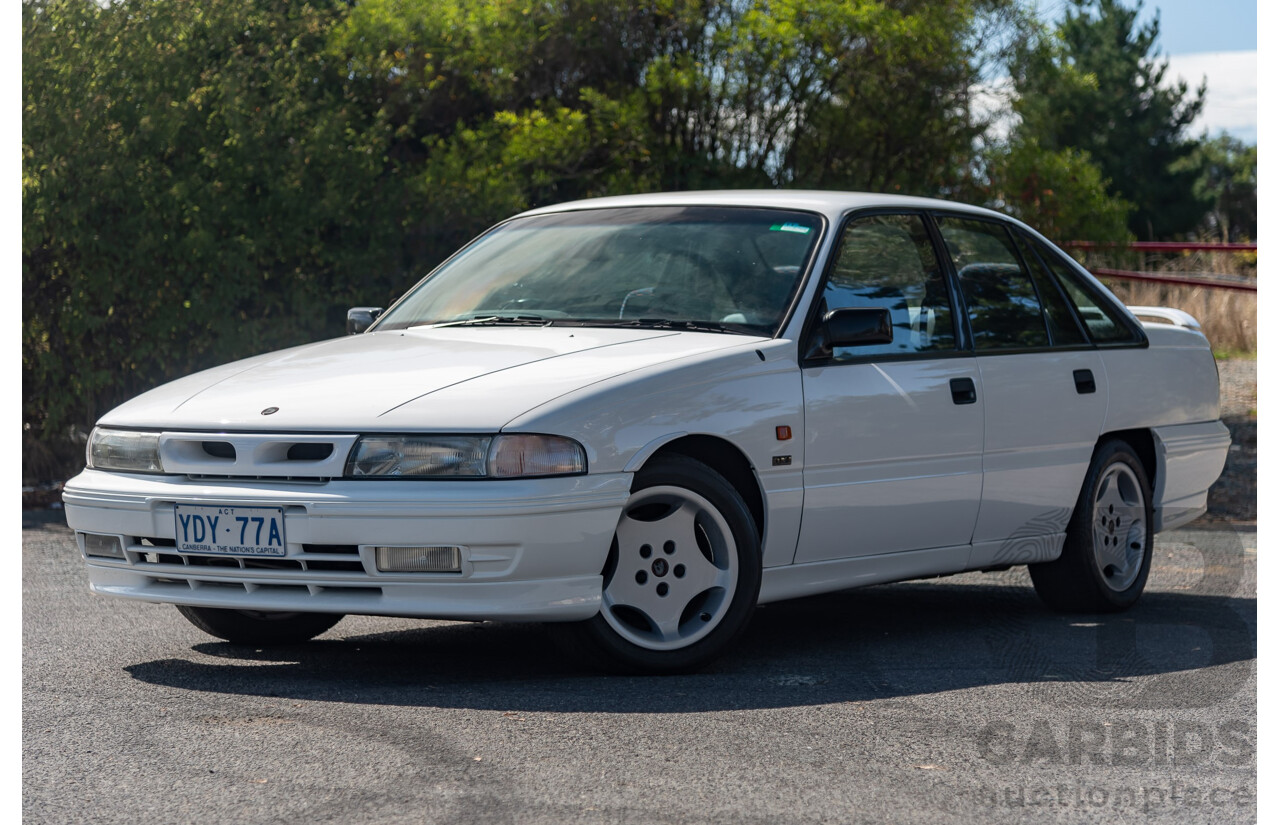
[64,190,1231,673]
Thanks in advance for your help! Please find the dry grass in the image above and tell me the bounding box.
[1104,280,1256,355]
[1070,246,1257,356]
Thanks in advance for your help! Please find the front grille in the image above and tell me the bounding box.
[287,443,334,461]
[130,537,365,574]
[185,475,332,484]
[157,432,358,478]
[201,441,236,460]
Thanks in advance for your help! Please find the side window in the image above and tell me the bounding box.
[936,216,1049,350]
[1032,239,1142,344]
[820,213,956,359]
[1013,232,1088,346]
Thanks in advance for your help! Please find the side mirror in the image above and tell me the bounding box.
[347,307,384,335]
[823,307,893,348]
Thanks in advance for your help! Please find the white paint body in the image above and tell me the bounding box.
[64,191,1231,622]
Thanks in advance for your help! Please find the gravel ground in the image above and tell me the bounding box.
[1202,359,1256,525]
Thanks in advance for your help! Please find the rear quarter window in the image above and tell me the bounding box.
[1031,238,1143,345]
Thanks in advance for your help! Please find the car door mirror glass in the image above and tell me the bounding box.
[824,307,893,347]
[347,307,384,335]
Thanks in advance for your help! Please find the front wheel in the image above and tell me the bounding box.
[560,455,762,674]
[1029,440,1153,612]
[176,605,343,645]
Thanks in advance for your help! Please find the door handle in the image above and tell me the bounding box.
[950,377,977,405]
[1074,369,1097,394]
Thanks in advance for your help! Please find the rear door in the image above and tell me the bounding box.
[932,215,1108,560]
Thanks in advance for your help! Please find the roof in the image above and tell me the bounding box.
[517,189,1012,223]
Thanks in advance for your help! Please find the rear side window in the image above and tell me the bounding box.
[935,217,1049,350]
[819,213,957,359]
[1032,239,1142,344]
[1013,233,1088,346]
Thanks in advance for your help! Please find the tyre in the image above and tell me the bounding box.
[175,605,343,645]
[560,455,762,674]
[1029,439,1153,612]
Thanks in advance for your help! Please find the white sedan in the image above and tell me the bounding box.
[64,191,1230,673]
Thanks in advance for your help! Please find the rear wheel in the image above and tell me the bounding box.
[560,455,761,674]
[176,605,343,645]
[1030,440,1153,612]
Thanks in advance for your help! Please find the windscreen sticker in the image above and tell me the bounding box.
[769,223,812,234]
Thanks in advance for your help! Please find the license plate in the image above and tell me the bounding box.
[174,504,286,557]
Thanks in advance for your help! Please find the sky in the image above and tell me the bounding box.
[1034,0,1258,143]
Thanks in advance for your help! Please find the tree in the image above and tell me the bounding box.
[23,0,405,475]
[784,0,1021,197]
[1174,134,1257,242]
[1009,0,1208,238]
[985,137,1133,244]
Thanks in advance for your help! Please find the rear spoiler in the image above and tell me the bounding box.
[1127,305,1202,331]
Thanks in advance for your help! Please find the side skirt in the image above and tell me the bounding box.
[759,544,970,605]
[759,534,1068,605]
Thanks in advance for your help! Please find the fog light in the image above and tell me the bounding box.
[82,533,125,560]
[375,545,462,573]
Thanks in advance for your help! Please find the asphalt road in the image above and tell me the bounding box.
[23,511,1256,824]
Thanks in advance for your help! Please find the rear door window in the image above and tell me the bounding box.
[1013,233,1088,346]
[935,216,1049,350]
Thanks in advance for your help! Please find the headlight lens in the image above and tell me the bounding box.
[346,436,490,477]
[86,428,164,473]
[345,434,586,478]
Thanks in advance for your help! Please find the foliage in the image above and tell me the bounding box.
[1008,0,1208,238]
[1172,134,1257,242]
[23,0,405,473]
[985,137,1132,244]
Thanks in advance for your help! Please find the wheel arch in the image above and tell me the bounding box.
[1096,428,1157,490]
[638,434,766,543]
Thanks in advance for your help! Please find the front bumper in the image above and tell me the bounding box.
[63,469,633,621]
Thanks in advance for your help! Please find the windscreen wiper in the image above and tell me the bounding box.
[410,314,552,329]
[586,318,751,335]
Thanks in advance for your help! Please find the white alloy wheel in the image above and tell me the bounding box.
[1029,439,1153,612]
[557,454,761,673]
[601,485,740,650]
[1091,462,1148,592]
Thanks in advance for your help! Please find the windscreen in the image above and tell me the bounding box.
[375,206,823,336]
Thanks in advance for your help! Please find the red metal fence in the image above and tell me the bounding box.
[1059,241,1257,293]
[1061,241,1258,253]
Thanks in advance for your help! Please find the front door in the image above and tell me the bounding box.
[795,213,984,564]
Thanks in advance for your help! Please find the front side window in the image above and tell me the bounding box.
[936,216,1050,350]
[375,207,822,336]
[817,213,956,359]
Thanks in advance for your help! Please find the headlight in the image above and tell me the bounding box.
[86,428,164,473]
[345,434,586,478]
